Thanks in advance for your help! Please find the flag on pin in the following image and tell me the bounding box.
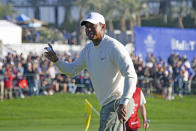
[84,99,93,131]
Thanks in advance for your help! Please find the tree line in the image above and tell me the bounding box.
[1,0,196,45]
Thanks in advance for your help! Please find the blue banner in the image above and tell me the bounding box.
[134,26,196,62]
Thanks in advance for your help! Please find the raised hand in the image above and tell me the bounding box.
[44,43,58,62]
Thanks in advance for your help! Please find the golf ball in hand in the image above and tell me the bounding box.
[46,47,52,52]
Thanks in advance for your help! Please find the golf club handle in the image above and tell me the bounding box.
[123,120,126,131]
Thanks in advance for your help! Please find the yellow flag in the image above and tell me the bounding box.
[84,99,92,131]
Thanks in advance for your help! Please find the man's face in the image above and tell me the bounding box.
[84,22,102,40]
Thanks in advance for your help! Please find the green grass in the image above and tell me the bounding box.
[0,93,196,131]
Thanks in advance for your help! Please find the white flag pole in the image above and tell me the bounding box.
[92,106,100,117]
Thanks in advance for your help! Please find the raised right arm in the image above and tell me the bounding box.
[44,43,86,77]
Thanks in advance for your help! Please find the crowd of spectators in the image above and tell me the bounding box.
[23,28,41,43]
[131,53,196,100]
[0,52,93,100]
[0,51,196,101]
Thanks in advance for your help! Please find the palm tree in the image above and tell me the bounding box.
[121,0,148,44]
[115,0,130,31]
[132,0,149,27]
[84,0,104,12]
[170,1,191,28]
[102,0,116,31]
[0,3,16,18]
[193,0,196,10]
[159,0,170,24]
[75,1,86,45]
[191,0,196,24]
[27,0,46,20]
[57,0,75,24]
[74,0,105,45]
[115,0,149,31]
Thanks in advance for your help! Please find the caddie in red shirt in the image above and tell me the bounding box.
[126,87,149,131]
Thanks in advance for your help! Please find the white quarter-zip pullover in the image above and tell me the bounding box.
[55,35,137,106]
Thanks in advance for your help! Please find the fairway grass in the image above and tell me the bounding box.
[0,93,196,131]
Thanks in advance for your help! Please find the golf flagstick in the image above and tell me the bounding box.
[84,99,100,131]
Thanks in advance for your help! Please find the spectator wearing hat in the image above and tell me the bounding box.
[173,61,183,97]
[184,61,195,94]
[26,63,36,96]
[161,70,173,100]
[181,66,189,95]
[126,87,149,131]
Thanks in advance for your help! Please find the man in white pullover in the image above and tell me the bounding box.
[44,12,137,131]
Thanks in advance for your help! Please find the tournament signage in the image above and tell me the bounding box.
[134,26,196,62]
